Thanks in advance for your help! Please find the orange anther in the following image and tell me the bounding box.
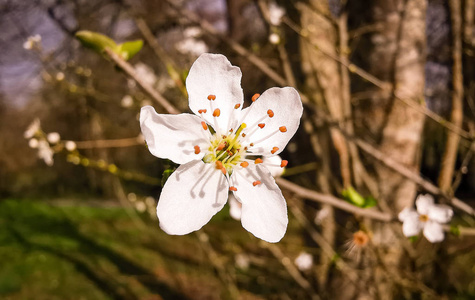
[201,121,208,130]
[252,93,260,102]
[234,103,241,109]
[217,142,226,151]
[271,147,279,154]
[240,161,249,168]
[253,180,262,186]
[267,109,274,118]
[194,145,201,154]
[198,109,207,114]
[258,123,265,129]
[213,108,221,117]
[242,133,246,137]
[207,95,216,100]
[250,143,254,146]
[279,126,287,132]
[280,160,288,168]
[255,158,263,164]
[229,186,237,191]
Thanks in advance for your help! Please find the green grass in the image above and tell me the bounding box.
[0,199,306,300]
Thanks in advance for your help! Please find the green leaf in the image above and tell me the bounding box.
[342,186,365,207]
[449,225,460,236]
[117,40,143,60]
[161,169,175,186]
[75,30,118,54]
[408,235,419,243]
[363,196,377,208]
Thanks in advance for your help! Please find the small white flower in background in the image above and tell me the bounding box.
[269,2,285,26]
[176,39,209,57]
[37,140,54,166]
[140,53,302,243]
[47,132,61,144]
[121,95,134,108]
[127,192,137,202]
[55,72,65,81]
[65,141,77,151]
[23,34,42,50]
[294,252,313,272]
[398,194,453,243]
[314,205,331,225]
[176,27,209,57]
[28,138,39,149]
[235,253,250,270]
[24,118,41,139]
[135,201,147,213]
[135,63,157,86]
[269,33,280,45]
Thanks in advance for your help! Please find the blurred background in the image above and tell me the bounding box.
[0,0,474,299]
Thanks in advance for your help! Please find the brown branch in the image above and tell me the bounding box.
[438,0,464,193]
[276,177,394,222]
[74,136,144,149]
[104,48,180,114]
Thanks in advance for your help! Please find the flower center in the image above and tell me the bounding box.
[202,123,247,175]
[419,214,429,222]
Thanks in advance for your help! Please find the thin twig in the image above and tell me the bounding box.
[104,48,180,114]
[74,136,144,149]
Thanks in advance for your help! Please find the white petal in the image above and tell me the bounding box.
[186,53,244,133]
[262,155,285,177]
[140,106,209,164]
[240,87,302,156]
[398,207,416,222]
[428,204,453,224]
[228,194,242,221]
[157,160,229,235]
[415,194,434,215]
[232,164,288,243]
[423,220,445,243]
[401,211,422,237]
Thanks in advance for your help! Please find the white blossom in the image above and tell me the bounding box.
[269,2,285,26]
[37,140,54,166]
[23,34,42,50]
[269,33,280,45]
[235,253,250,270]
[24,118,41,139]
[134,63,157,86]
[176,39,209,57]
[294,252,313,271]
[398,194,453,243]
[47,132,61,144]
[121,95,134,108]
[29,138,39,149]
[140,53,302,243]
[65,141,77,151]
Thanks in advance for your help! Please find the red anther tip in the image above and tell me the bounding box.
[280,160,288,168]
[194,145,201,154]
[252,93,260,102]
[279,126,287,132]
[201,121,208,130]
[198,109,207,114]
[234,103,241,109]
[271,147,279,154]
[229,186,237,191]
[267,109,274,118]
[258,123,265,129]
[253,180,262,186]
[255,158,263,164]
[213,108,221,117]
[207,94,216,100]
[240,161,249,168]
